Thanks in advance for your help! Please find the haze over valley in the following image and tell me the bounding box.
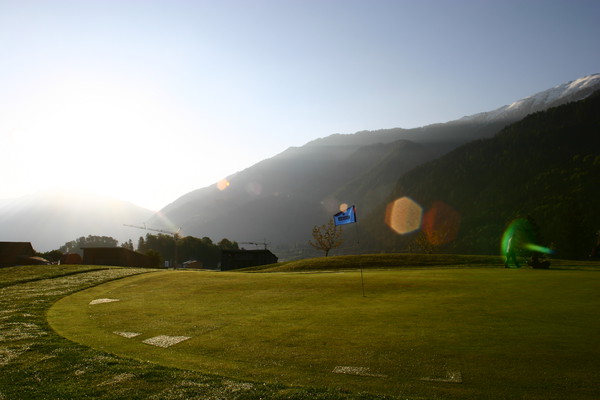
[1,1,599,257]
[1,74,599,257]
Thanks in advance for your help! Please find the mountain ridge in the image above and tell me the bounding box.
[364,89,600,258]
[155,74,600,256]
[3,74,598,255]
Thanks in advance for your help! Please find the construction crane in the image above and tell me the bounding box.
[240,240,271,250]
[124,224,181,238]
[124,224,182,268]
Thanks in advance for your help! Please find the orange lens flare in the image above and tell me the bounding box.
[245,181,262,196]
[385,197,423,235]
[217,179,230,191]
[421,201,461,246]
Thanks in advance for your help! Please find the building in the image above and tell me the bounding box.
[220,249,278,271]
[0,242,37,267]
[82,247,156,268]
[59,253,83,265]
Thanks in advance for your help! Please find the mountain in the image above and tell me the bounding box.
[365,90,600,259]
[307,74,600,146]
[0,190,154,252]
[154,74,600,258]
[459,74,600,125]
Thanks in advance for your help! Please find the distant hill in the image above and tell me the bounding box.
[365,90,600,259]
[0,190,153,252]
[154,74,600,258]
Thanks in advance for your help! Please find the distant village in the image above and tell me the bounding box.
[0,240,278,271]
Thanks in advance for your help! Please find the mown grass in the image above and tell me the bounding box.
[241,253,597,272]
[0,264,109,288]
[47,256,600,400]
[2,256,600,399]
[2,264,384,400]
[240,253,505,272]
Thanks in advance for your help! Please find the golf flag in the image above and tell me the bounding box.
[334,205,357,226]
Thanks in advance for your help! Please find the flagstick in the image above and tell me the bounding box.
[355,222,365,297]
[335,205,364,297]
[360,265,365,297]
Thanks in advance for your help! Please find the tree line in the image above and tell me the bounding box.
[37,234,240,268]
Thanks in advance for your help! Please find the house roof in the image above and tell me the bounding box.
[0,242,36,266]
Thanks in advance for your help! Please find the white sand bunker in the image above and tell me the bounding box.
[332,366,387,378]
[113,331,141,338]
[420,371,463,383]
[89,298,120,305]
[142,335,191,348]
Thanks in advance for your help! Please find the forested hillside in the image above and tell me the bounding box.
[367,91,600,259]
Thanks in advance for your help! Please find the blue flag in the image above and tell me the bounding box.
[333,205,357,226]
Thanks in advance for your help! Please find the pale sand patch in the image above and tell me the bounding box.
[0,345,31,366]
[113,331,141,338]
[142,335,191,348]
[332,366,388,378]
[222,379,254,392]
[97,373,135,386]
[89,298,120,305]
[420,371,463,383]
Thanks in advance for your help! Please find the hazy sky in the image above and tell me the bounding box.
[1,0,599,210]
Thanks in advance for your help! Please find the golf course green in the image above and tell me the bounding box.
[48,265,600,399]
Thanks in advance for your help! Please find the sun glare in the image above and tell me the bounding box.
[4,76,203,208]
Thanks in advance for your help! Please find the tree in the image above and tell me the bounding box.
[139,233,177,266]
[218,238,239,251]
[144,249,162,268]
[120,239,134,251]
[309,220,344,257]
[37,250,63,263]
[137,236,145,252]
[59,235,118,256]
[137,233,236,269]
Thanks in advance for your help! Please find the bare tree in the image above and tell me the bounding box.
[309,220,344,257]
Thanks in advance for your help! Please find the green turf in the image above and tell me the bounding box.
[48,265,600,399]
[4,265,361,399]
[239,253,599,272]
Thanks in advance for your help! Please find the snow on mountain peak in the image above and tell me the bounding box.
[461,73,600,124]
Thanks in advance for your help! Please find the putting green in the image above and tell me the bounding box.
[48,268,600,398]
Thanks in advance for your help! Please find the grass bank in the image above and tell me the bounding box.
[2,265,379,399]
[48,259,600,399]
[240,253,596,272]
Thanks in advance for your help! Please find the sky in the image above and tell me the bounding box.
[1,0,599,211]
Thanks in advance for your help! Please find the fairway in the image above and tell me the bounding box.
[49,268,600,399]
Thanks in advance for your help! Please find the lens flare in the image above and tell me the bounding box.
[421,201,461,246]
[217,179,230,191]
[525,243,554,254]
[151,211,182,236]
[501,218,550,256]
[245,181,262,196]
[385,197,423,235]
